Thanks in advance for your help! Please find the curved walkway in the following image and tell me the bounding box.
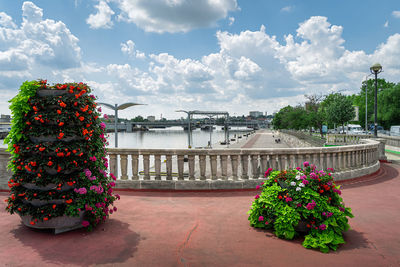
[1,162,399,266]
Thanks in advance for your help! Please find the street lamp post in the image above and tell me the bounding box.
[364,74,373,133]
[98,102,145,147]
[369,63,383,137]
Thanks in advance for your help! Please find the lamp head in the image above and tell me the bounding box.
[370,63,382,74]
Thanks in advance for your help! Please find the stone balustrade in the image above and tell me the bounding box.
[326,134,373,145]
[380,135,400,148]
[107,138,380,189]
[0,138,381,190]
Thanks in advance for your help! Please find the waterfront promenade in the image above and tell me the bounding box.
[1,161,399,266]
[1,131,399,266]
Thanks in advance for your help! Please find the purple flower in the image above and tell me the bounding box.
[258,216,264,222]
[306,200,316,210]
[89,94,95,99]
[303,161,310,167]
[74,187,87,194]
[113,206,117,212]
[327,212,333,217]
[97,107,102,112]
[255,194,260,199]
[319,224,327,231]
[339,207,345,212]
[322,212,326,216]
[84,169,92,177]
[82,220,90,227]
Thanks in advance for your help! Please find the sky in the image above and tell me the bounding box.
[0,0,399,119]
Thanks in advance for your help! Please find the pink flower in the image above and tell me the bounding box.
[319,224,327,231]
[82,220,90,227]
[285,197,293,202]
[264,168,273,177]
[265,221,269,225]
[97,107,102,112]
[258,216,264,222]
[115,194,121,200]
[84,169,92,177]
[100,122,106,129]
[110,173,116,180]
[297,203,302,207]
[85,204,92,211]
[109,181,116,187]
[255,194,260,199]
[113,206,117,212]
[296,167,302,171]
[89,156,97,162]
[302,179,309,185]
[306,200,316,210]
[303,161,309,167]
[256,185,260,190]
[103,114,109,119]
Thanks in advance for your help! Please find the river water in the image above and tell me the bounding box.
[0,126,251,149]
[106,126,251,148]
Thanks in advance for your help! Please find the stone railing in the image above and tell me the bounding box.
[280,130,326,147]
[379,135,400,148]
[107,138,380,189]
[326,134,373,145]
[0,139,381,190]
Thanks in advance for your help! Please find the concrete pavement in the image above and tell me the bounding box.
[1,161,400,266]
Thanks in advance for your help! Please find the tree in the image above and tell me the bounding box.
[272,105,308,130]
[326,93,355,133]
[305,94,325,137]
[378,83,400,129]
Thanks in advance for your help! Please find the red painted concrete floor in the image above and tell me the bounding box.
[1,162,400,267]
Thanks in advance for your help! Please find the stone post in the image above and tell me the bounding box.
[154,154,161,180]
[131,154,139,180]
[374,138,387,161]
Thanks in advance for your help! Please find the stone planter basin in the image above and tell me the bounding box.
[21,211,85,234]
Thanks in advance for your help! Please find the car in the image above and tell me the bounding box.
[390,126,400,136]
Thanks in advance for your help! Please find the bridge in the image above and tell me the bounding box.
[105,120,270,132]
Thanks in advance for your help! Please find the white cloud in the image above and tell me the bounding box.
[384,20,389,27]
[114,0,239,33]
[281,5,294,13]
[392,11,400,18]
[228,16,235,26]
[86,0,115,29]
[0,2,81,92]
[121,40,146,59]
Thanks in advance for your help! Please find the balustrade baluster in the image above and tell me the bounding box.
[188,155,195,180]
[241,154,249,179]
[120,154,128,180]
[131,154,139,180]
[251,155,259,179]
[261,155,268,173]
[199,155,206,180]
[210,155,218,180]
[109,154,117,178]
[177,155,184,180]
[230,155,239,180]
[143,154,150,180]
[166,155,172,180]
[220,155,228,180]
[154,154,161,180]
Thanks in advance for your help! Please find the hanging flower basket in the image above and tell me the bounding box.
[5,80,119,232]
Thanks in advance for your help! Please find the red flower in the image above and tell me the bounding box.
[57,110,62,114]
[47,161,53,166]
[79,116,84,121]
[66,199,73,204]
[58,122,64,126]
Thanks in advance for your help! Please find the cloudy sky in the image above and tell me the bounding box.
[1,0,399,119]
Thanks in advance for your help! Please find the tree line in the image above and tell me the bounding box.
[272,78,400,135]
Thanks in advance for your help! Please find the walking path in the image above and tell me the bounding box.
[1,161,399,266]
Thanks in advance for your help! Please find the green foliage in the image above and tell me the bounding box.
[325,93,355,131]
[5,80,118,231]
[4,80,42,154]
[248,164,353,253]
[272,105,309,130]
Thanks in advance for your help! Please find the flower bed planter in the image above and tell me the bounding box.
[248,163,354,253]
[5,80,118,233]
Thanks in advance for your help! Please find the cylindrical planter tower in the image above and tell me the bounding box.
[5,80,118,233]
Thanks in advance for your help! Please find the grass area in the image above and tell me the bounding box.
[324,144,342,147]
[386,149,400,155]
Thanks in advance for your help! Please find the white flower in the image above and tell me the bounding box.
[299,183,305,187]
[290,181,297,186]
[295,174,301,180]
[296,187,302,191]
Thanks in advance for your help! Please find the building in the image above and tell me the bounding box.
[147,116,155,122]
[0,114,11,122]
[249,111,263,118]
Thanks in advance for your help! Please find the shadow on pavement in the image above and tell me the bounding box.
[11,219,140,266]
